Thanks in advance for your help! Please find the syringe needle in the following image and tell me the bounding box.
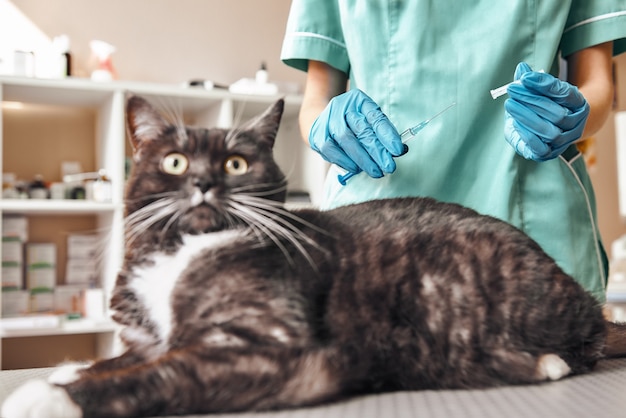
[401,102,457,141]
[338,101,456,185]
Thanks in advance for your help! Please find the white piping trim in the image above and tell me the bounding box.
[564,11,626,34]
[558,153,606,290]
[286,32,347,50]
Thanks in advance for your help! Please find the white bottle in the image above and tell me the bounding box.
[256,62,268,84]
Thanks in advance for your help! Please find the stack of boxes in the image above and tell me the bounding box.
[26,243,57,312]
[1,216,29,316]
[56,233,102,318]
[1,216,104,320]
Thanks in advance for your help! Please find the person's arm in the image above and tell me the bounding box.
[567,41,614,140]
[298,60,348,143]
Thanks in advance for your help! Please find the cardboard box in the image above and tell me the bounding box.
[27,268,55,290]
[26,243,56,267]
[1,264,22,289]
[54,285,85,314]
[30,289,55,313]
[1,290,29,316]
[67,234,100,260]
[2,216,28,242]
[2,239,23,263]
[65,260,98,285]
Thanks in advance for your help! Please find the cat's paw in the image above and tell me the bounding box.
[536,354,571,381]
[48,362,91,385]
[1,379,82,418]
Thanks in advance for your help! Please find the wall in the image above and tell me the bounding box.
[9,0,305,88]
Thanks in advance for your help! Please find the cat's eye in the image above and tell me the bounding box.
[223,155,249,176]
[161,153,189,175]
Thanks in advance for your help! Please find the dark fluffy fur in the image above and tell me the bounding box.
[50,97,625,416]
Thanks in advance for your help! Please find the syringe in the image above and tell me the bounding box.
[337,101,457,185]
[490,70,544,99]
[489,80,521,100]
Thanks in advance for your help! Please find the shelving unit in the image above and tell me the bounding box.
[0,75,321,369]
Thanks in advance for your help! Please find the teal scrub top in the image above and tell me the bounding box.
[281,0,626,302]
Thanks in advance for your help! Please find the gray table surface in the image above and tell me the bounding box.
[2,359,626,417]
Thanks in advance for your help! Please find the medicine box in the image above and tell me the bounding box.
[2,239,23,289]
[54,285,85,314]
[26,243,56,266]
[2,264,22,289]
[26,243,56,290]
[67,234,100,259]
[1,289,29,316]
[30,289,55,313]
[66,260,98,285]
[2,239,23,263]
[27,268,56,290]
[2,216,28,242]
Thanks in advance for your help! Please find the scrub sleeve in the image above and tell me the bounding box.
[281,0,626,302]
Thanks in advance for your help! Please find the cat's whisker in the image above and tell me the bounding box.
[231,182,288,196]
[227,201,297,267]
[227,200,319,270]
[125,197,180,245]
[229,194,329,262]
[231,194,331,238]
[242,204,324,259]
[157,208,185,243]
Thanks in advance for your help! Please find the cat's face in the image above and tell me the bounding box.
[125,96,287,238]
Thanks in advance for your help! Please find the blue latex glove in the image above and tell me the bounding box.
[309,89,406,178]
[504,62,590,161]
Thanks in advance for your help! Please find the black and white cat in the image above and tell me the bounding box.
[3,96,626,418]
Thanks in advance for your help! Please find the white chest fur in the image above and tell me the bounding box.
[129,230,243,345]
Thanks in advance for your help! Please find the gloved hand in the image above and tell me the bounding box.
[504,62,590,161]
[309,89,406,178]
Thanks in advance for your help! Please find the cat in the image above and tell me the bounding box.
[3,95,626,418]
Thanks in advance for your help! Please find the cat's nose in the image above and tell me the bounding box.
[193,178,213,193]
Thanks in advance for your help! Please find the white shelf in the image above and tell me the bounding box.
[0,199,122,215]
[0,75,315,369]
[0,316,117,338]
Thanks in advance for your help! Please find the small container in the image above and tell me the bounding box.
[256,62,268,84]
[29,174,48,199]
[2,173,19,199]
[49,182,66,199]
[86,169,112,202]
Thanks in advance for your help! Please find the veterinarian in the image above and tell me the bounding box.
[281,1,626,302]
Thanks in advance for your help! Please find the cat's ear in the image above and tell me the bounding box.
[126,95,168,157]
[241,98,284,148]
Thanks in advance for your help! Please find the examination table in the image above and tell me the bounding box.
[1,359,625,417]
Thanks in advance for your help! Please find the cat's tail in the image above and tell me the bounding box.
[604,321,626,358]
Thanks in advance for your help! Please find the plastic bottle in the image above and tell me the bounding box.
[256,62,268,84]
[29,174,48,199]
